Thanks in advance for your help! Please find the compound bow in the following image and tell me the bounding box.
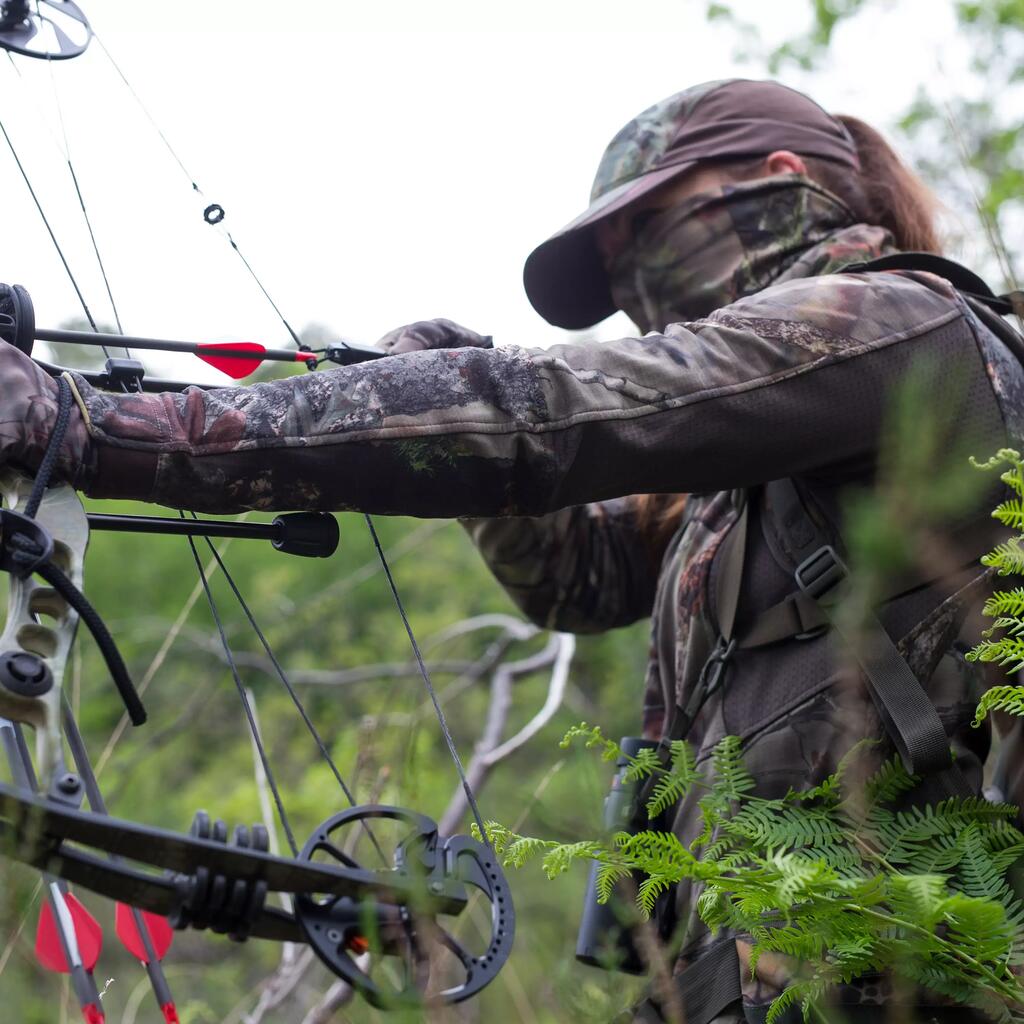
[0,3,514,1020]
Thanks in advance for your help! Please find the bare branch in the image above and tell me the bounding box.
[439,632,574,836]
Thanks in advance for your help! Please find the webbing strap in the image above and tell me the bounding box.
[841,252,1021,318]
[661,495,748,746]
[632,939,741,1024]
[764,479,967,789]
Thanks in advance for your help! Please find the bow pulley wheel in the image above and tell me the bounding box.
[0,0,91,59]
[295,805,514,1008]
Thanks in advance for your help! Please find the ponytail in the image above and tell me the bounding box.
[804,115,942,253]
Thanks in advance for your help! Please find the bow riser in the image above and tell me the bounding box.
[0,471,87,785]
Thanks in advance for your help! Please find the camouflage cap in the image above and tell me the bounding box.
[523,79,860,329]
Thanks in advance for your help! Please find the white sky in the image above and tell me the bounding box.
[0,0,976,381]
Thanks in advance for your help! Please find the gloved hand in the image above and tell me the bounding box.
[0,340,91,487]
[375,318,493,355]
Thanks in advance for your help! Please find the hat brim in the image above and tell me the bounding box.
[523,159,698,330]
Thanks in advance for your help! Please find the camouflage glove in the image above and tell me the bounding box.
[0,342,92,486]
[375,318,493,355]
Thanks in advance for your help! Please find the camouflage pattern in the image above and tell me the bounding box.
[0,352,92,487]
[607,174,857,331]
[589,81,725,204]
[22,222,1017,1022]
[375,318,492,356]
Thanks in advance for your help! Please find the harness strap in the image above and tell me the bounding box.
[842,252,1022,318]
[760,479,969,791]
[660,492,748,748]
[632,939,741,1024]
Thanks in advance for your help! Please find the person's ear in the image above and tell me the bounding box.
[764,150,807,175]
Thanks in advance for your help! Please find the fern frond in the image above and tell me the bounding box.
[975,685,1024,723]
[594,862,632,903]
[645,741,701,818]
[710,735,755,800]
[968,639,1024,673]
[559,722,621,761]
[635,873,673,917]
[797,738,881,802]
[993,499,1024,530]
[726,803,848,852]
[622,746,661,783]
[862,756,919,805]
[971,449,1024,494]
[764,979,828,1024]
[540,840,608,879]
[984,588,1024,619]
[982,537,1024,577]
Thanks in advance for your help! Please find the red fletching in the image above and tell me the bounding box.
[83,1004,105,1024]
[35,893,102,973]
[115,903,173,961]
[196,341,267,379]
[161,1004,180,1023]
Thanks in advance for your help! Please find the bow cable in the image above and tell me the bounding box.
[80,25,496,847]
[0,10,506,1005]
[44,54,128,347]
[93,32,305,350]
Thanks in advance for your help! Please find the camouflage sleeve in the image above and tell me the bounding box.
[461,498,667,633]
[73,270,984,517]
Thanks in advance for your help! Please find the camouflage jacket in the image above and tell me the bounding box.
[69,226,1023,1020]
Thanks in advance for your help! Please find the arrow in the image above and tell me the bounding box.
[62,703,181,1023]
[34,883,106,1024]
[35,327,318,379]
[34,325,388,379]
[115,904,179,1023]
[0,719,106,1023]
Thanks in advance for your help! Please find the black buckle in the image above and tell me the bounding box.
[697,636,736,698]
[794,545,847,601]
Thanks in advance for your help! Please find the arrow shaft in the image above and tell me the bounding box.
[36,327,312,364]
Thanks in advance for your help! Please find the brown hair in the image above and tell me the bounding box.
[804,115,942,254]
[630,115,941,542]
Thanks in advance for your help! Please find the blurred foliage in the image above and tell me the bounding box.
[707,0,1023,288]
[0,500,650,1021]
[3,2,1022,1020]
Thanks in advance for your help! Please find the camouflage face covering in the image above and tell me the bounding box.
[608,174,855,333]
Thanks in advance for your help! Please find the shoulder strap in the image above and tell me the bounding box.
[756,479,969,795]
[841,252,1024,319]
[659,492,748,749]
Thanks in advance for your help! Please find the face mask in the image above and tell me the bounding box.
[607,175,856,333]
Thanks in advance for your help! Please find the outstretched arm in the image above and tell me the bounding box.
[6,270,1001,518]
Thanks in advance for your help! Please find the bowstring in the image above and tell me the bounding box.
[191,515,390,866]
[4,22,494,877]
[86,29,496,846]
[0,60,108,352]
[44,54,130,354]
[93,32,305,350]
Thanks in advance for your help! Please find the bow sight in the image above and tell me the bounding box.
[0,282,515,1015]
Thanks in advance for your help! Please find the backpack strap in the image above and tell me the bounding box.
[630,938,742,1024]
[751,479,970,794]
[658,491,748,749]
[841,251,1024,319]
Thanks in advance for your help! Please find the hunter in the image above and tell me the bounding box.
[1,79,1019,1022]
